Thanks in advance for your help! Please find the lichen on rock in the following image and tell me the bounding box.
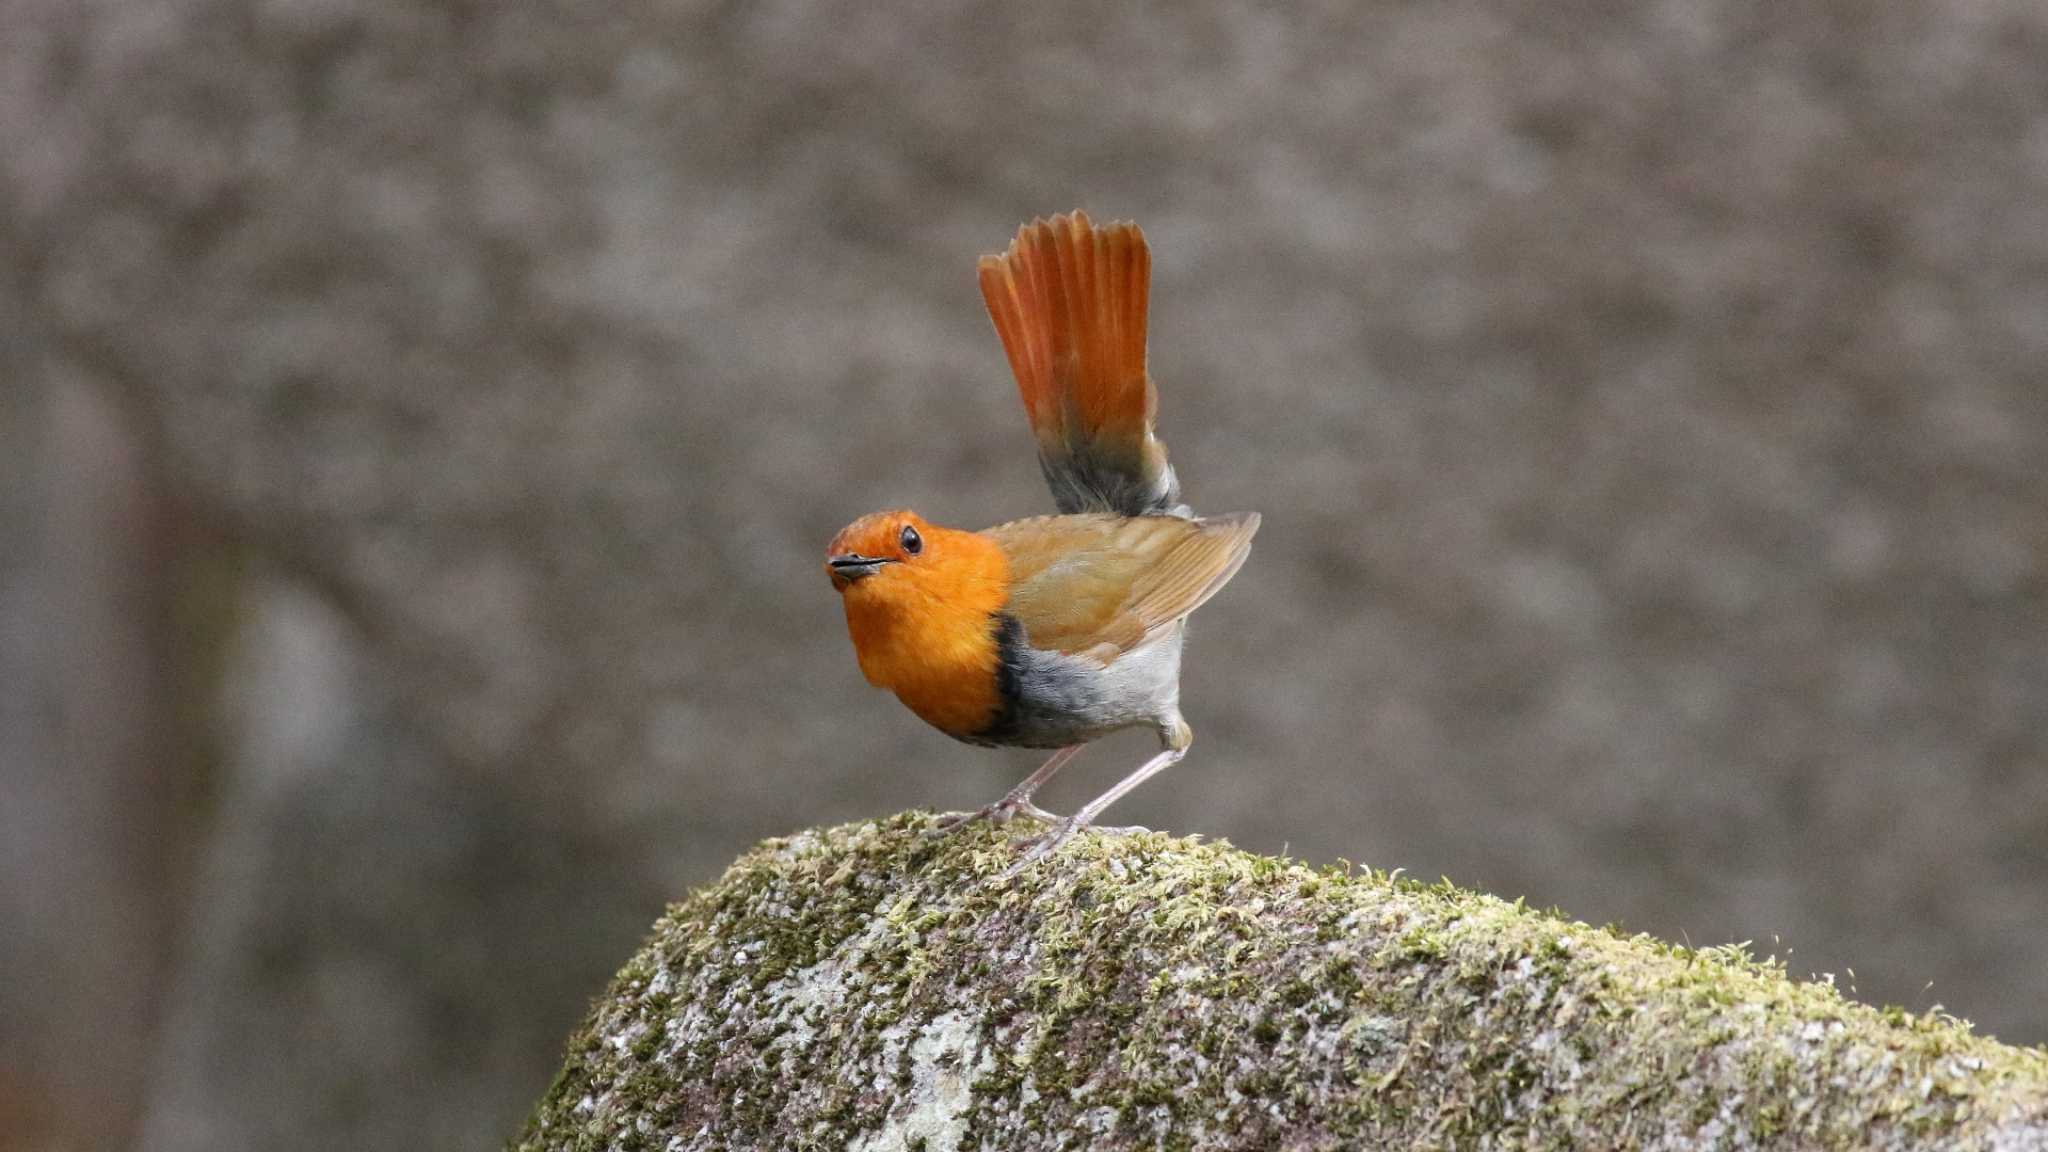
[517,813,2048,1151]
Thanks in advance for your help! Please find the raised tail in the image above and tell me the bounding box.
[978,211,1185,517]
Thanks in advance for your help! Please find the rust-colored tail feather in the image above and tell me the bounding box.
[979,211,1181,517]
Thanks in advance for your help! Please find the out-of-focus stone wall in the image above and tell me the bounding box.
[3,2,2045,1149]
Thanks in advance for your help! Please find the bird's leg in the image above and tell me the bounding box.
[1002,745,1187,877]
[930,746,1081,836]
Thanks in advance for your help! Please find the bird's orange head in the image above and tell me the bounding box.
[824,510,1012,729]
[826,509,928,592]
[824,510,1006,604]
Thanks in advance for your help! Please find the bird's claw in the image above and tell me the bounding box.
[927,808,989,838]
[995,819,1157,879]
[1010,800,1060,823]
[999,815,1094,879]
[999,829,1068,879]
[928,798,1060,839]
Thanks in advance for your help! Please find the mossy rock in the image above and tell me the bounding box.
[517,813,2047,1150]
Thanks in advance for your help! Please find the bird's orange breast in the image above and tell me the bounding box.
[837,527,1012,738]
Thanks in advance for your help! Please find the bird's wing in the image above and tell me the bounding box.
[986,512,1259,661]
[978,212,1184,517]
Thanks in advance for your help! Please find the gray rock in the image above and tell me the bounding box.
[521,815,2048,1151]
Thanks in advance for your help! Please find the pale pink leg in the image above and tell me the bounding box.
[1001,745,1186,876]
[931,745,1081,836]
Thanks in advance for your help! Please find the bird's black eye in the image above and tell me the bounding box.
[899,524,923,555]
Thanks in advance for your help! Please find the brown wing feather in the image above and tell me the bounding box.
[986,512,1260,661]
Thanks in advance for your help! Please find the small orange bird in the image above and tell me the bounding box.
[825,211,1259,869]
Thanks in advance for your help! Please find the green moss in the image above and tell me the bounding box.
[517,812,2048,1151]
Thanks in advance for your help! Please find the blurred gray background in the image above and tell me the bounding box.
[4,1,2046,1148]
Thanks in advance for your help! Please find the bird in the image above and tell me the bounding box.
[824,210,1259,871]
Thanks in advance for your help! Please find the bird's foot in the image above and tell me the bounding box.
[1007,800,1061,824]
[928,798,1060,839]
[997,819,1155,879]
[999,814,1098,879]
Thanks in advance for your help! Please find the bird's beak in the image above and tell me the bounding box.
[827,553,895,586]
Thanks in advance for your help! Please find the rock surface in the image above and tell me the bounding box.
[521,815,2048,1151]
